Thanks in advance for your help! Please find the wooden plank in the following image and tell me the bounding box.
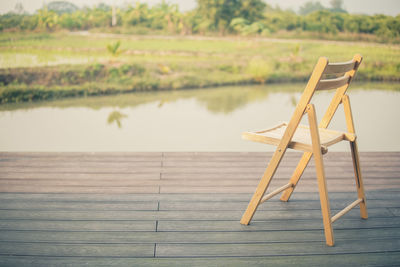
[0,172,161,180]
[0,191,398,202]
[0,199,398,212]
[1,253,400,267]
[0,161,161,168]
[1,152,399,161]
[0,208,392,221]
[3,178,397,189]
[162,161,275,167]
[0,243,154,257]
[159,186,273,194]
[162,152,269,158]
[161,159,400,167]
[324,60,356,74]
[133,167,400,176]
[162,165,400,173]
[156,239,400,257]
[0,186,160,194]
[1,228,399,244]
[160,178,400,186]
[316,75,350,91]
[158,199,400,211]
[0,152,162,158]
[0,201,158,211]
[0,166,162,173]
[0,220,156,231]
[160,171,400,180]
[171,151,398,159]
[2,173,398,184]
[160,184,399,193]
[163,155,395,164]
[158,217,400,232]
[163,152,394,159]
[0,179,170,186]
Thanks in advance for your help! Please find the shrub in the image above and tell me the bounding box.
[246,58,273,83]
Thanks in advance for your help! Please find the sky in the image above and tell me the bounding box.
[1,0,399,16]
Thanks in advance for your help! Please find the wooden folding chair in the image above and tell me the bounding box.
[240,54,367,246]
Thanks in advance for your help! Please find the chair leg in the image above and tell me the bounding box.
[350,140,368,219]
[307,104,334,246]
[240,148,285,225]
[313,149,334,246]
[280,152,312,202]
[342,94,368,219]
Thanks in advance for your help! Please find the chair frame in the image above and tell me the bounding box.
[240,54,368,246]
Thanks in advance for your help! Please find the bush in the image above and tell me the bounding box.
[246,58,273,83]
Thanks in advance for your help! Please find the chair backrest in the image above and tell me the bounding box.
[316,57,360,91]
[279,55,362,150]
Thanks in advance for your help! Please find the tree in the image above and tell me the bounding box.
[47,1,79,14]
[13,2,26,15]
[329,0,347,13]
[107,41,124,58]
[330,0,342,9]
[36,7,58,31]
[196,0,266,33]
[304,10,345,34]
[299,1,325,15]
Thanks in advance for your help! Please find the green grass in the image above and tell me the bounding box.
[0,32,399,103]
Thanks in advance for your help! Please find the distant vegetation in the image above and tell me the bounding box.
[1,31,399,103]
[0,0,399,104]
[0,0,399,43]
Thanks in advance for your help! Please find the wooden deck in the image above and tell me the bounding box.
[0,152,399,266]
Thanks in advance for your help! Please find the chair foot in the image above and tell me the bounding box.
[326,238,335,247]
[240,218,250,225]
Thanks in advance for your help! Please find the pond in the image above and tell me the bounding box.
[0,83,399,152]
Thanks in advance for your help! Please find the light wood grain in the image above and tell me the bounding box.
[316,75,350,90]
[324,59,356,74]
[307,104,334,246]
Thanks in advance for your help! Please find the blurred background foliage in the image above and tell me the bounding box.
[0,0,399,104]
[0,0,399,42]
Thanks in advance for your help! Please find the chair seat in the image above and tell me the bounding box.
[242,122,356,154]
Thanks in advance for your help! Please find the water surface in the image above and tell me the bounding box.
[0,83,399,151]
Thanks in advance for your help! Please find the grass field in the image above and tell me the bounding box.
[0,31,399,103]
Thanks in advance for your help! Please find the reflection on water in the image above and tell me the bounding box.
[0,83,293,113]
[0,83,399,151]
[107,110,128,128]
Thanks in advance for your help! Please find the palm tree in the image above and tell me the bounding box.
[107,41,123,57]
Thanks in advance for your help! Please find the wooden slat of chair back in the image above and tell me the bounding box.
[316,75,351,91]
[324,60,356,74]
